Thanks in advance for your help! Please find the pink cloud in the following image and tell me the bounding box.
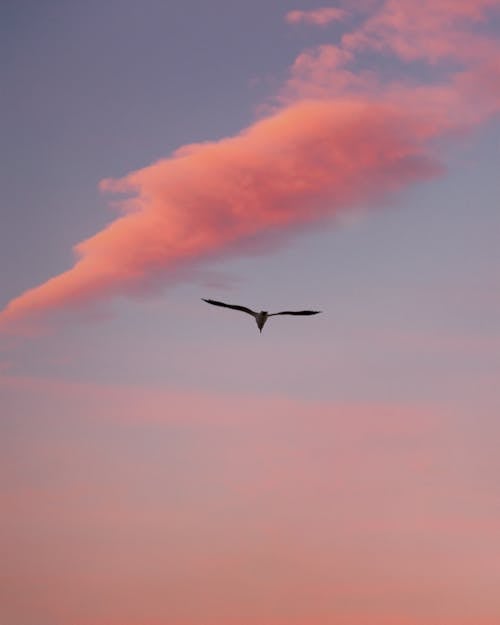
[342,0,500,63]
[285,7,347,26]
[1,0,499,329]
[0,99,440,328]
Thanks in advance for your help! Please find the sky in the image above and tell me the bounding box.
[1,1,499,624]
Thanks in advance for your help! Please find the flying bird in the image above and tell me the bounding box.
[202,298,321,333]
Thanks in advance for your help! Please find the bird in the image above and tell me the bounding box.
[202,298,321,333]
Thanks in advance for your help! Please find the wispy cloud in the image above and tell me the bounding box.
[1,0,499,329]
[3,372,500,625]
[285,7,347,26]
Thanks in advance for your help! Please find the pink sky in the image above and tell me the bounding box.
[1,1,499,624]
[2,372,500,624]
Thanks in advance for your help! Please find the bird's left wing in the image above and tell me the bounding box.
[202,299,256,316]
[269,310,322,316]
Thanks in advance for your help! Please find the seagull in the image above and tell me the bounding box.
[202,298,321,333]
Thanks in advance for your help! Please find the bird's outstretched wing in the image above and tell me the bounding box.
[202,299,256,316]
[269,310,321,316]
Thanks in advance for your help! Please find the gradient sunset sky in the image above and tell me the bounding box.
[1,1,500,624]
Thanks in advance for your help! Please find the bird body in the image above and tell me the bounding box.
[202,299,321,332]
[255,311,268,332]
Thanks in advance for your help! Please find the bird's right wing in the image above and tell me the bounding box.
[202,299,256,316]
[269,310,322,316]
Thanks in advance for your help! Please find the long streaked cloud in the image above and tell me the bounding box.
[0,100,441,327]
[1,0,499,329]
[285,7,347,26]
